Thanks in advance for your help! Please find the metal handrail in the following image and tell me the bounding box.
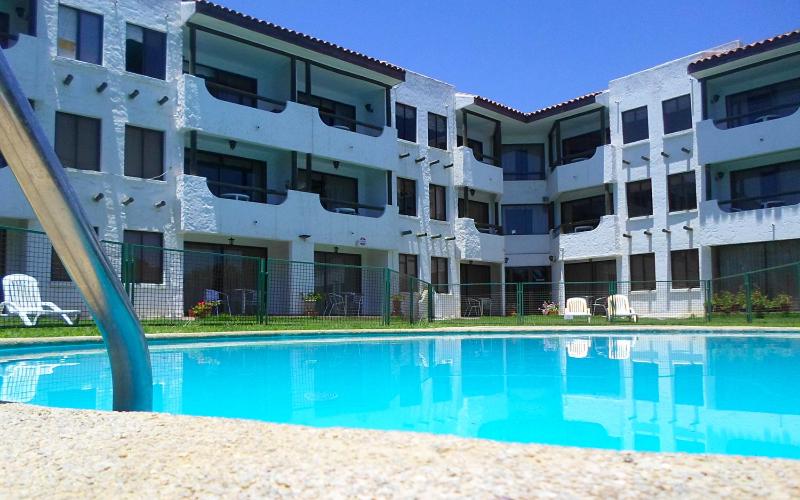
[712,101,800,129]
[474,222,504,235]
[318,196,386,215]
[0,50,152,410]
[713,190,800,211]
[201,79,287,112]
[550,218,603,236]
[205,179,288,202]
[316,110,383,136]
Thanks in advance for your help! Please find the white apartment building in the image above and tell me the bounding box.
[0,0,798,318]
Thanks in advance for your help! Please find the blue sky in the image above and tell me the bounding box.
[220,0,800,111]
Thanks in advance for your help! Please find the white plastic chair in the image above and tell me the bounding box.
[0,274,80,326]
[607,294,638,322]
[564,297,591,322]
[465,297,482,317]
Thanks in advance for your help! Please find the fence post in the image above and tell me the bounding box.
[516,283,523,325]
[257,257,267,324]
[704,279,713,323]
[383,268,391,326]
[408,276,415,324]
[744,273,753,323]
[427,282,434,322]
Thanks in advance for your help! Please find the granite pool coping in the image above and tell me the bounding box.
[0,324,798,348]
[1,403,798,498]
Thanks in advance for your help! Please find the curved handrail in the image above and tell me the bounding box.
[0,50,152,411]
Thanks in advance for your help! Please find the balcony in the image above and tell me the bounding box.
[549,145,611,193]
[552,215,620,260]
[454,218,505,263]
[696,105,800,165]
[177,74,397,169]
[177,174,398,247]
[453,146,503,194]
[698,199,800,246]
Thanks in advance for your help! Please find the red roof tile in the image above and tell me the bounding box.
[474,92,603,122]
[688,28,800,73]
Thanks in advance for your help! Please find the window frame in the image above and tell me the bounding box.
[427,112,447,150]
[667,171,697,212]
[630,253,656,291]
[501,204,549,235]
[431,256,449,294]
[502,143,545,181]
[395,102,417,142]
[397,177,417,216]
[670,249,700,290]
[399,253,418,292]
[626,179,653,218]
[57,5,103,65]
[662,94,692,135]
[125,125,164,179]
[123,230,164,285]
[429,183,447,221]
[55,111,101,171]
[622,105,649,144]
[125,23,167,80]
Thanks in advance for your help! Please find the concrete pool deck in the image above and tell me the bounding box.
[1,404,799,498]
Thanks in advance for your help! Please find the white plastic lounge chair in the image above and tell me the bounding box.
[564,297,591,322]
[607,294,638,322]
[0,274,80,326]
[566,338,591,358]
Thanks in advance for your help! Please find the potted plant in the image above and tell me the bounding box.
[302,291,323,316]
[188,300,220,319]
[391,293,404,317]
[540,301,559,316]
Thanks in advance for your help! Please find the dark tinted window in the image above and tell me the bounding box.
[662,94,692,134]
[428,112,447,150]
[126,24,166,79]
[55,112,100,171]
[298,92,356,131]
[125,126,163,179]
[630,253,656,291]
[396,103,416,142]
[123,230,164,284]
[622,106,649,144]
[397,177,417,216]
[626,179,653,218]
[399,253,418,292]
[57,6,103,65]
[671,249,699,289]
[502,204,548,235]
[502,144,545,180]
[429,184,446,221]
[729,160,800,211]
[668,171,697,212]
[431,256,449,293]
[505,266,551,283]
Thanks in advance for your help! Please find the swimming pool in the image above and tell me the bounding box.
[1,332,799,459]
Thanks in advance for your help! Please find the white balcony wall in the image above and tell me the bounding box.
[698,200,800,246]
[548,145,613,193]
[454,218,504,263]
[696,109,800,165]
[554,215,620,261]
[453,146,503,194]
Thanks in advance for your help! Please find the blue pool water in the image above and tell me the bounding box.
[1,332,799,459]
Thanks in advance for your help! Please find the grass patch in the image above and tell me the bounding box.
[0,312,798,339]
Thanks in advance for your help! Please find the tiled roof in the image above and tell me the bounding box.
[688,28,800,73]
[192,0,405,81]
[474,92,602,122]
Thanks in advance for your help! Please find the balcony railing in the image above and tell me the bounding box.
[319,197,386,218]
[202,80,286,113]
[206,180,287,204]
[714,190,800,212]
[551,145,601,169]
[712,101,800,130]
[475,222,503,235]
[551,218,602,237]
[316,110,384,137]
[471,152,499,167]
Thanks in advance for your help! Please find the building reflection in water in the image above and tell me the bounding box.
[0,335,799,458]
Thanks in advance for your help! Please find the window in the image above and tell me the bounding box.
[395,103,416,142]
[192,63,258,108]
[123,230,164,284]
[427,112,447,150]
[668,171,697,212]
[622,106,649,144]
[185,150,267,203]
[630,253,656,291]
[626,179,653,218]
[457,199,489,224]
[505,266,551,283]
[729,160,800,211]
[399,254,418,292]
[429,184,446,221]
[662,94,692,134]
[298,92,356,131]
[314,251,362,294]
[560,194,608,232]
[125,24,166,79]
[55,112,100,171]
[57,5,102,64]
[502,144,545,180]
[125,126,163,179]
[502,205,548,235]
[671,249,699,289]
[724,78,800,129]
[431,256,449,293]
[397,178,416,216]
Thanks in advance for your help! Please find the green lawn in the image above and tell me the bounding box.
[0,312,798,339]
